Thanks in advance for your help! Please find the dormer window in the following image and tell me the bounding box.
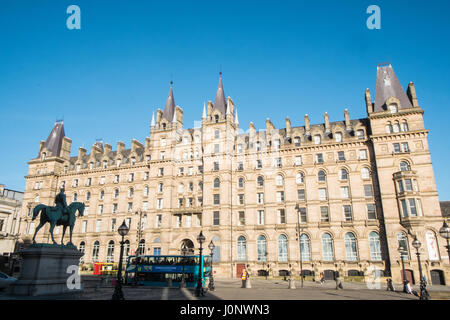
[41,152,46,161]
[117,159,121,167]
[89,162,94,170]
[131,157,136,165]
[162,123,167,130]
[389,104,398,113]
[335,132,342,143]
[314,135,321,145]
[214,115,219,123]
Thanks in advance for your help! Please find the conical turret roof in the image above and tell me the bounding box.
[43,121,65,157]
[213,74,227,115]
[162,82,175,121]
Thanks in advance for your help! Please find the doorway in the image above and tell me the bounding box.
[430,269,445,285]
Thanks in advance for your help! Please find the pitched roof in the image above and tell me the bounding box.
[162,83,175,121]
[43,121,65,157]
[213,74,227,115]
[374,64,413,112]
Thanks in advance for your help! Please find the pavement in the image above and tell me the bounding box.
[3,276,446,300]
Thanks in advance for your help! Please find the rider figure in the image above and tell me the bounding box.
[55,187,69,219]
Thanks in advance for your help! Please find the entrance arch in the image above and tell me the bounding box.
[181,239,195,254]
[430,269,445,285]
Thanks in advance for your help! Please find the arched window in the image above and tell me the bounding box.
[386,122,393,134]
[321,233,334,261]
[106,241,115,263]
[257,235,267,262]
[318,170,326,182]
[369,232,382,261]
[339,168,348,180]
[335,132,343,142]
[345,232,358,261]
[198,181,203,191]
[397,232,409,260]
[276,174,284,186]
[400,161,410,172]
[129,188,134,197]
[314,135,321,145]
[294,136,301,147]
[178,183,184,193]
[114,189,119,199]
[361,167,370,179]
[214,114,219,123]
[300,234,311,261]
[138,239,145,256]
[393,121,400,133]
[100,190,105,200]
[237,236,247,261]
[389,104,398,113]
[73,193,78,202]
[85,191,90,201]
[296,172,304,184]
[401,121,409,132]
[92,241,100,262]
[257,176,264,187]
[238,177,244,188]
[214,178,220,188]
[278,235,288,262]
[162,123,167,130]
[356,129,365,140]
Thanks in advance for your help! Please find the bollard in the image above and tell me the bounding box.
[288,278,296,289]
[245,279,252,288]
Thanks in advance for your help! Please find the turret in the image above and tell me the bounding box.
[407,82,419,107]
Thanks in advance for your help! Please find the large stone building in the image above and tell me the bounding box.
[0,184,24,256]
[18,64,449,285]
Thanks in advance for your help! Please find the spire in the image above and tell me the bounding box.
[374,64,413,112]
[43,120,66,157]
[213,72,227,115]
[151,111,155,127]
[162,81,175,121]
[202,102,206,119]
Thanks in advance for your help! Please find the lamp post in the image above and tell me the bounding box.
[195,231,206,297]
[295,203,304,288]
[412,235,430,300]
[208,240,215,291]
[112,220,129,300]
[133,210,145,286]
[439,220,450,264]
[180,243,187,288]
[398,245,408,293]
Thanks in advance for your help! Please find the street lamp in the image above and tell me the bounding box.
[439,220,450,264]
[295,203,304,288]
[208,240,215,291]
[112,220,129,300]
[180,243,187,288]
[412,235,430,300]
[195,231,206,297]
[397,245,408,293]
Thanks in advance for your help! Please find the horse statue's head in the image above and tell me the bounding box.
[68,202,85,217]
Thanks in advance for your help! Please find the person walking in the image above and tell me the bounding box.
[386,278,395,291]
[319,272,324,284]
[335,273,343,290]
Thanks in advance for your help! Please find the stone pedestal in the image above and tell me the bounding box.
[8,244,84,297]
[288,278,296,289]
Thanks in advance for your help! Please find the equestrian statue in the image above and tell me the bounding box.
[31,187,85,246]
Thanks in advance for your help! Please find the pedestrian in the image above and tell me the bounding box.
[241,269,248,288]
[319,272,324,284]
[386,278,395,291]
[405,280,413,294]
[335,274,343,290]
[423,275,427,285]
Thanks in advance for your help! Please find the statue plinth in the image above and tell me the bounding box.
[9,244,84,297]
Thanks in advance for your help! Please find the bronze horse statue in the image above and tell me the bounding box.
[32,202,85,245]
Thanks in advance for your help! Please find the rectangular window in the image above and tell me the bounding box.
[297,189,306,201]
[367,204,376,220]
[97,205,103,214]
[257,193,264,204]
[276,158,282,167]
[212,162,219,171]
[238,194,245,205]
[237,162,244,171]
[84,206,89,216]
[237,144,243,153]
[185,214,192,228]
[316,153,323,164]
[153,248,161,256]
[81,220,87,233]
[276,191,285,202]
[110,218,116,232]
[401,199,408,217]
[188,167,193,175]
[408,198,417,216]
[129,173,134,182]
[114,175,119,183]
[156,214,162,228]
[127,202,133,212]
[364,185,373,197]
[256,159,262,169]
[343,205,353,221]
[398,180,404,193]
[213,211,220,226]
[257,210,265,225]
[338,151,345,161]
[96,219,102,232]
[295,156,302,166]
[175,215,182,228]
[144,172,149,180]
[401,142,409,152]
[277,209,286,224]
[213,194,220,205]
[298,207,307,223]
[195,214,202,227]
[404,179,413,191]
[238,211,245,226]
[157,198,163,209]
[214,144,220,153]
[318,188,327,201]
[393,143,401,153]
[112,203,118,214]
[126,218,131,228]
[340,186,349,199]
[160,151,165,160]
[320,206,329,222]
[359,149,368,160]
[142,201,148,211]
[87,178,92,186]
[158,168,164,176]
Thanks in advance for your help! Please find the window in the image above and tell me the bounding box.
[144,171,149,180]
[128,187,134,197]
[213,162,219,171]
[87,178,92,186]
[345,233,358,261]
[237,144,243,153]
[408,198,417,216]
[185,214,192,228]
[393,143,401,153]
[178,183,184,193]
[276,191,285,202]
[361,167,370,179]
[339,169,348,180]
[237,162,244,171]
[213,194,220,205]
[175,215,182,228]
[256,159,262,169]
[369,232,382,261]
[256,141,261,151]
[359,149,368,160]
[155,215,162,228]
[95,220,102,232]
[278,235,288,262]
[335,132,342,142]
[404,179,413,191]
[297,189,306,201]
[257,176,264,187]
[160,138,166,147]
[178,198,184,208]
[401,121,409,132]
[103,161,107,169]
[214,178,220,188]
[92,241,100,262]
[356,129,365,140]
[257,193,264,204]
[100,176,105,185]
[214,115,219,123]
[116,159,122,167]
[142,201,148,211]
[364,185,373,197]
[298,207,307,223]
[110,218,116,232]
[397,232,409,260]
[158,183,163,193]
[237,236,247,261]
[367,204,376,220]
[322,233,334,261]
[144,185,149,196]
[400,161,410,172]
[214,144,220,154]
[73,179,79,187]
[213,211,220,226]
[320,206,329,222]
[84,206,89,216]
[389,104,398,113]
[257,210,265,225]
[257,235,267,262]
[97,205,103,214]
[238,194,245,205]
[393,122,400,133]
[401,142,409,152]
[238,177,244,188]
[276,157,282,167]
[238,211,245,226]
[276,175,284,186]
[343,205,352,221]
[295,156,302,166]
[73,193,78,201]
[341,186,349,199]
[188,167,193,175]
[318,188,327,201]
[318,170,326,182]
[316,153,324,164]
[99,190,105,200]
[112,203,118,214]
[277,209,286,224]
[294,136,301,147]
[314,135,321,145]
[300,234,311,261]
[296,172,305,184]
[338,151,345,161]
[81,220,87,233]
[127,202,133,212]
[114,175,120,183]
[138,240,145,256]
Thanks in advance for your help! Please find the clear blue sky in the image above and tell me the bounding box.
[1,0,450,200]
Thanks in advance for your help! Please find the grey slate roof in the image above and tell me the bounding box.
[43,121,65,157]
[213,75,227,115]
[162,84,175,121]
[374,64,413,112]
[440,201,450,218]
